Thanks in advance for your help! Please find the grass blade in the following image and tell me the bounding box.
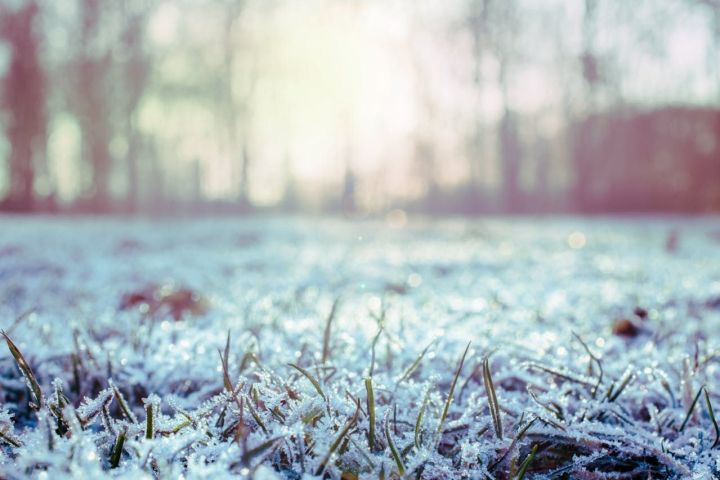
[109,427,127,469]
[437,342,470,434]
[490,416,537,470]
[607,370,633,402]
[397,339,434,386]
[573,331,603,398]
[219,330,234,392]
[483,355,503,439]
[516,444,538,480]
[2,331,43,409]
[244,394,268,434]
[415,388,430,449]
[365,377,376,451]
[0,427,22,448]
[289,363,327,402]
[703,387,719,448]
[145,402,154,439]
[241,436,283,465]
[322,297,340,364]
[385,411,405,475]
[315,400,359,476]
[680,385,704,432]
[109,379,138,423]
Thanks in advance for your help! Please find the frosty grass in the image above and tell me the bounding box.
[1,216,720,479]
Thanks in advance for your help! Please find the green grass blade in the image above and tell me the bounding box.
[2,331,43,409]
[365,377,376,451]
[608,371,634,402]
[145,402,154,439]
[289,363,327,402]
[680,385,704,432]
[219,330,234,392]
[397,339,434,386]
[703,387,720,448]
[415,388,430,449]
[109,427,127,469]
[490,416,538,470]
[109,379,138,423]
[244,394,268,434]
[385,411,405,475]
[516,444,538,480]
[483,355,503,439]
[315,400,359,476]
[437,342,470,434]
[322,297,340,364]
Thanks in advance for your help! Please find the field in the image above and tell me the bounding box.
[1,215,720,479]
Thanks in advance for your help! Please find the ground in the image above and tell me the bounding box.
[1,215,720,479]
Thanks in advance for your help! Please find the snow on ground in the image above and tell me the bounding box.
[1,215,720,479]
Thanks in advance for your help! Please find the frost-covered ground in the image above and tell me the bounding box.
[1,215,720,479]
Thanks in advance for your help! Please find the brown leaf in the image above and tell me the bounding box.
[612,318,639,337]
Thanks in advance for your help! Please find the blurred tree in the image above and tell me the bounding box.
[218,0,255,208]
[484,0,522,212]
[467,0,488,206]
[0,1,47,211]
[119,3,152,212]
[71,0,113,211]
[573,0,601,212]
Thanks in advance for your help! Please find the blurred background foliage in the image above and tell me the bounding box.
[0,0,718,214]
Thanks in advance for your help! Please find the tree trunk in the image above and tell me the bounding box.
[0,2,46,211]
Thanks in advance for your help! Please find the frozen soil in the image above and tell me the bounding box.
[1,215,720,479]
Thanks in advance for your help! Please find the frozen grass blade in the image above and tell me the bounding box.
[220,330,233,392]
[490,416,537,470]
[322,297,340,364]
[437,342,470,434]
[703,387,719,448]
[109,427,127,469]
[365,377,376,451]
[2,330,43,409]
[607,370,633,402]
[680,385,704,432]
[49,379,70,435]
[573,332,603,398]
[515,444,538,480]
[0,427,22,448]
[348,436,376,469]
[245,394,268,434]
[315,400,359,476]
[109,379,138,423]
[527,363,593,386]
[385,411,405,475]
[397,339,434,386]
[483,355,503,440]
[415,388,430,449]
[145,402,154,439]
[241,436,283,465]
[289,363,327,402]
